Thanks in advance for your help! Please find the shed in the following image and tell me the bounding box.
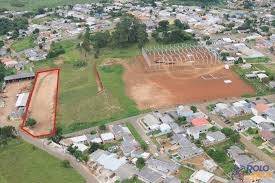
[15,92,29,107]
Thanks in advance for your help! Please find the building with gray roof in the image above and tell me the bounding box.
[146,158,179,175]
[137,167,163,183]
[4,72,35,83]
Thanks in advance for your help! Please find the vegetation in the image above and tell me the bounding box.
[152,19,194,44]
[230,113,254,123]
[67,145,87,162]
[221,128,240,143]
[0,63,15,86]
[246,127,258,135]
[61,160,71,168]
[47,42,65,58]
[136,157,145,169]
[252,135,264,146]
[0,139,85,183]
[11,36,36,52]
[25,118,37,127]
[190,106,197,113]
[99,124,106,131]
[205,141,236,174]
[126,122,148,150]
[0,17,28,36]
[232,65,274,96]
[0,126,17,146]
[179,166,194,182]
[176,116,187,125]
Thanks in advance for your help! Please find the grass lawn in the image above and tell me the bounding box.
[11,36,36,52]
[205,140,236,175]
[0,139,85,183]
[245,57,270,63]
[232,65,274,96]
[0,0,99,11]
[126,122,148,150]
[252,135,264,146]
[34,39,142,133]
[230,114,254,123]
[178,166,194,182]
[31,15,55,24]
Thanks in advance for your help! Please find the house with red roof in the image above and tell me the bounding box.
[191,118,209,127]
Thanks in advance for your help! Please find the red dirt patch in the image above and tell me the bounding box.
[21,69,60,138]
[123,56,255,110]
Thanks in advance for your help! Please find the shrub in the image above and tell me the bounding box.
[25,118,37,127]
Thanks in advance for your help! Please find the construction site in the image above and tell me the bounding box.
[123,44,255,109]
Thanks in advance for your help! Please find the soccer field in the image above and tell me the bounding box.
[0,139,85,183]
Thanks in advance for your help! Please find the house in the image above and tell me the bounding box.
[203,131,226,145]
[269,81,275,89]
[191,118,209,127]
[177,105,194,117]
[15,92,29,108]
[146,158,179,175]
[234,120,257,132]
[172,134,204,160]
[100,132,115,143]
[160,114,175,124]
[137,167,163,183]
[159,123,172,134]
[110,124,130,140]
[86,134,102,144]
[189,170,215,183]
[259,130,274,141]
[163,176,180,183]
[257,123,275,132]
[187,125,210,140]
[140,114,161,131]
[70,135,88,144]
[267,138,275,152]
[72,143,89,152]
[89,149,127,171]
[251,116,268,124]
[227,146,254,168]
[120,133,139,157]
[203,159,218,172]
[257,73,268,82]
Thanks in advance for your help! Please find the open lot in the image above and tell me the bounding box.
[22,69,59,137]
[0,139,85,183]
[11,36,36,52]
[123,56,255,109]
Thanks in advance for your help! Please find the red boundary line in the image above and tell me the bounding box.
[20,68,60,138]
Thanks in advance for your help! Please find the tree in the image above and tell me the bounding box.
[25,118,37,127]
[136,23,148,48]
[221,128,234,137]
[89,143,100,153]
[176,116,187,125]
[190,106,197,113]
[47,42,65,58]
[82,27,91,58]
[260,25,269,33]
[0,40,4,48]
[99,124,106,131]
[207,149,226,163]
[61,160,71,168]
[158,20,169,32]
[0,63,15,84]
[91,31,110,49]
[136,157,145,169]
[33,28,40,34]
[174,19,189,30]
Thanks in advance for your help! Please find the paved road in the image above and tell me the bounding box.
[19,131,100,183]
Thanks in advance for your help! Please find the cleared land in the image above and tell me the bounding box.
[123,55,255,109]
[0,139,85,183]
[22,69,59,137]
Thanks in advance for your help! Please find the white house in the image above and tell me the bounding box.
[100,132,115,143]
[189,170,215,183]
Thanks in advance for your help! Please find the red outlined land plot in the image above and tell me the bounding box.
[21,68,60,138]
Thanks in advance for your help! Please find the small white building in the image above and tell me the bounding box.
[203,159,218,172]
[257,73,268,81]
[189,170,215,183]
[159,123,172,133]
[73,143,89,152]
[15,92,29,107]
[100,132,115,143]
[70,135,88,144]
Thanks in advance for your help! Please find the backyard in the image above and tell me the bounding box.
[0,139,85,183]
[11,36,36,52]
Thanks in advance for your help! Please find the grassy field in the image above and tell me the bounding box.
[34,39,142,133]
[0,0,97,11]
[178,166,194,182]
[0,139,85,183]
[11,36,36,52]
[232,65,275,96]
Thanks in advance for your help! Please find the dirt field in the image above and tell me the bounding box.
[123,56,255,109]
[0,81,32,127]
[22,69,59,137]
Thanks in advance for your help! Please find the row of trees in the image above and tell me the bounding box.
[0,63,15,86]
[152,19,194,44]
[0,126,17,146]
[0,17,28,36]
[79,15,148,58]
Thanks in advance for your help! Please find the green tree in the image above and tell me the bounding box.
[82,27,91,58]
[89,143,100,153]
[0,40,4,48]
[221,128,234,137]
[136,157,145,169]
[158,20,169,32]
[136,23,148,48]
[25,118,37,127]
[99,124,106,131]
[61,160,71,168]
[176,116,187,125]
[91,31,110,49]
[190,106,197,113]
